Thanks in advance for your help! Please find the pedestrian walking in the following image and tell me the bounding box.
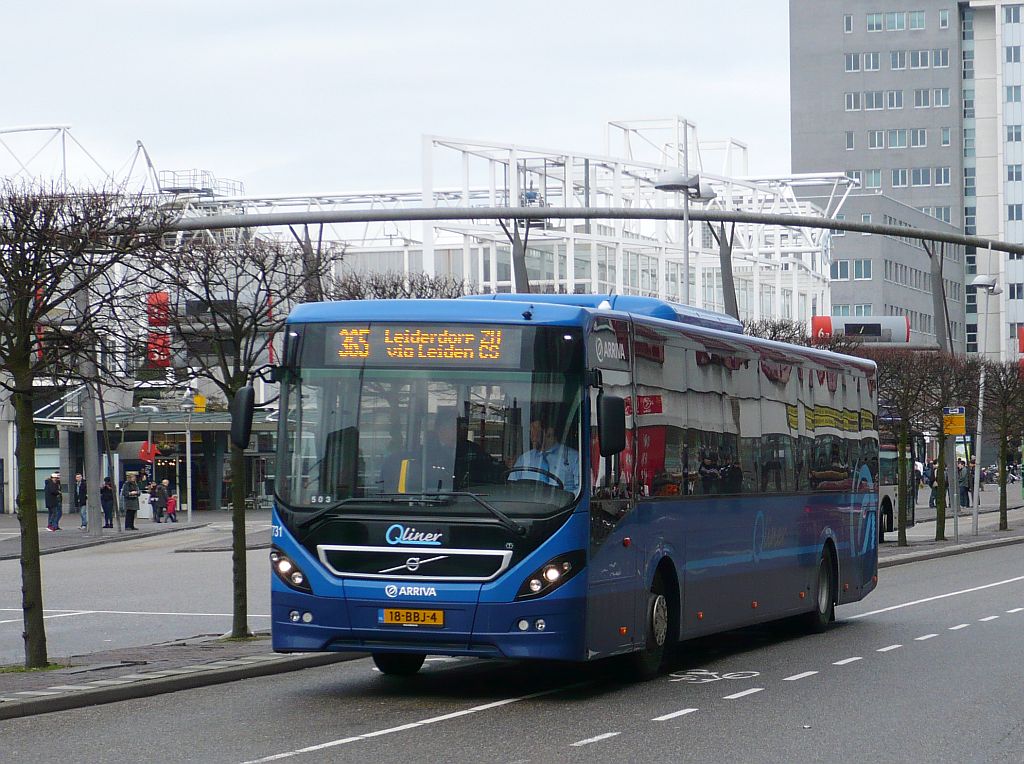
[44,472,62,531]
[165,490,178,523]
[957,459,970,511]
[121,472,140,530]
[74,473,88,529]
[100,476,115,528]
[924,459,938,509]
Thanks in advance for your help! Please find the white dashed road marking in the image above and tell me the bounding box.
[1007,608,1023,613]
[782,671,818,681]
[723,688,763,700]
[571,733,620,747]
[877,644,902,652]
[915,634,938,641]
[949,624,970,630]
[979,616,999,622]
[652,708,698,721]
[833,657,863,665]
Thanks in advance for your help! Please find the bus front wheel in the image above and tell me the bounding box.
[627,573,673,680]
[372,652,426,676]
[804,548,836,633]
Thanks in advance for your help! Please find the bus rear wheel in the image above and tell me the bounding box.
[627,574,673,680]
[804,548,836,633]
[372,652,426,676]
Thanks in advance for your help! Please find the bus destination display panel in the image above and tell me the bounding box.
[324,324,522,368]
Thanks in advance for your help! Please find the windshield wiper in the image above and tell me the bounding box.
[295,495,449,530]
[442,492,527,537]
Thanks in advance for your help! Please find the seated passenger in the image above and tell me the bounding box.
[508,418,580,493]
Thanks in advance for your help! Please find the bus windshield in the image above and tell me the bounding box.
[277,322,584,518]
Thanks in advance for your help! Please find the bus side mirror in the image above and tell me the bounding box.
[230,386,256,450]
[598,393,626,457]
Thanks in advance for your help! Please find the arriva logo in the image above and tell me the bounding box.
[385,523,443,546]
[385,585,438,598]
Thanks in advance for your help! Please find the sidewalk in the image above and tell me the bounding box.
[3,498,1024,721]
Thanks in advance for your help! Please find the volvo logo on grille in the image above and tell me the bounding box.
[379,555,448,575]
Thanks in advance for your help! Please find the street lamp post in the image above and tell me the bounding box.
[971,274,1001,536]
[181,393,194,524]
[654,171,716,305]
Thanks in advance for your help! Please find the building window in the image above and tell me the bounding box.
[914,88,930,107]
[1009,204,1024,221]
[886,11,906,31]
[911,128,927,147]
[940,9,949,28]
[1009,125,1023,142]
[845,52,861,72]
[963,88,975,118]
[831,260,850,280]
[1010,283,1024,300]
[1009,46,1022,63]
[854,259,872,279]
[865,91,884,109]
[869,130,884,149]
[933,48,949,68]
[887,89,903,109]
[909,10,925,30]
[888,128,908,148]
[935,166,951,185]
[861,213,872,227]
[854,304,873,316]
[936,206,951,223]
[846,131,855,150]
[934,87,950,107]
[834,213,846,236]
[864,51,880,70]
[1009,164,1023,181]
[1009,85,1022,102]
[941,126,951,146]
[892,168,908,187]
[868,12,884,31]
[963,8,974,40]
[965,167,976,196]
[965,206,976,235]
[964,127,975,157]
[963,49,975,80]
[910,49,930,68]
[866,169,882,188]
[844,14,853,33]
[1006,5,1022,24]
[891,50,906,69]
[832,304,851,317]
[912,167,932,186]
[846,169,864,186]
[846,92,861,111]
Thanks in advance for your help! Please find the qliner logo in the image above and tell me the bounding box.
[385,523,443,546]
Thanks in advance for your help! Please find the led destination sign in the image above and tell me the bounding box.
[326,324,520,367]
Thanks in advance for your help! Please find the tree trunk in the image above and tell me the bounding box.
[230,442,249,638]
[897,425,909,547]
[999,426,1009,531]
[13,371,48,667]
[935,433,947,541]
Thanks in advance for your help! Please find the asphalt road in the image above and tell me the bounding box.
[0,519,273,665]
[2,544,1022,763]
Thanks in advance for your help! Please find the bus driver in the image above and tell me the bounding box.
[508,417,579,493]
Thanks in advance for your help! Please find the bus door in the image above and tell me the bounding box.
[585,317,639,656]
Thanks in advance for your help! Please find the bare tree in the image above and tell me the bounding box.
[983,361,1024,531]
[743,318,860,354]
[326,270,473,301]
[154,236,339,638]
[917,352,979,540]
[0,180,164,667]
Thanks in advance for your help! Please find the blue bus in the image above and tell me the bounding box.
[243,294,879,677]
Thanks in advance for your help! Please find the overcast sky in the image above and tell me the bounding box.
[3,0,791,196]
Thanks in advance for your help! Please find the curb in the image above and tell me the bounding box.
[0,523,210,562]
[0,651,363,721]
[879,532,1024,568]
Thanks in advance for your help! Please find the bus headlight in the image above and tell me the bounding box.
[516,551,585,600]
[270,547,312,594]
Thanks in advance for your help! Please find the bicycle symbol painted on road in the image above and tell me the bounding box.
[668,669,760,683]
